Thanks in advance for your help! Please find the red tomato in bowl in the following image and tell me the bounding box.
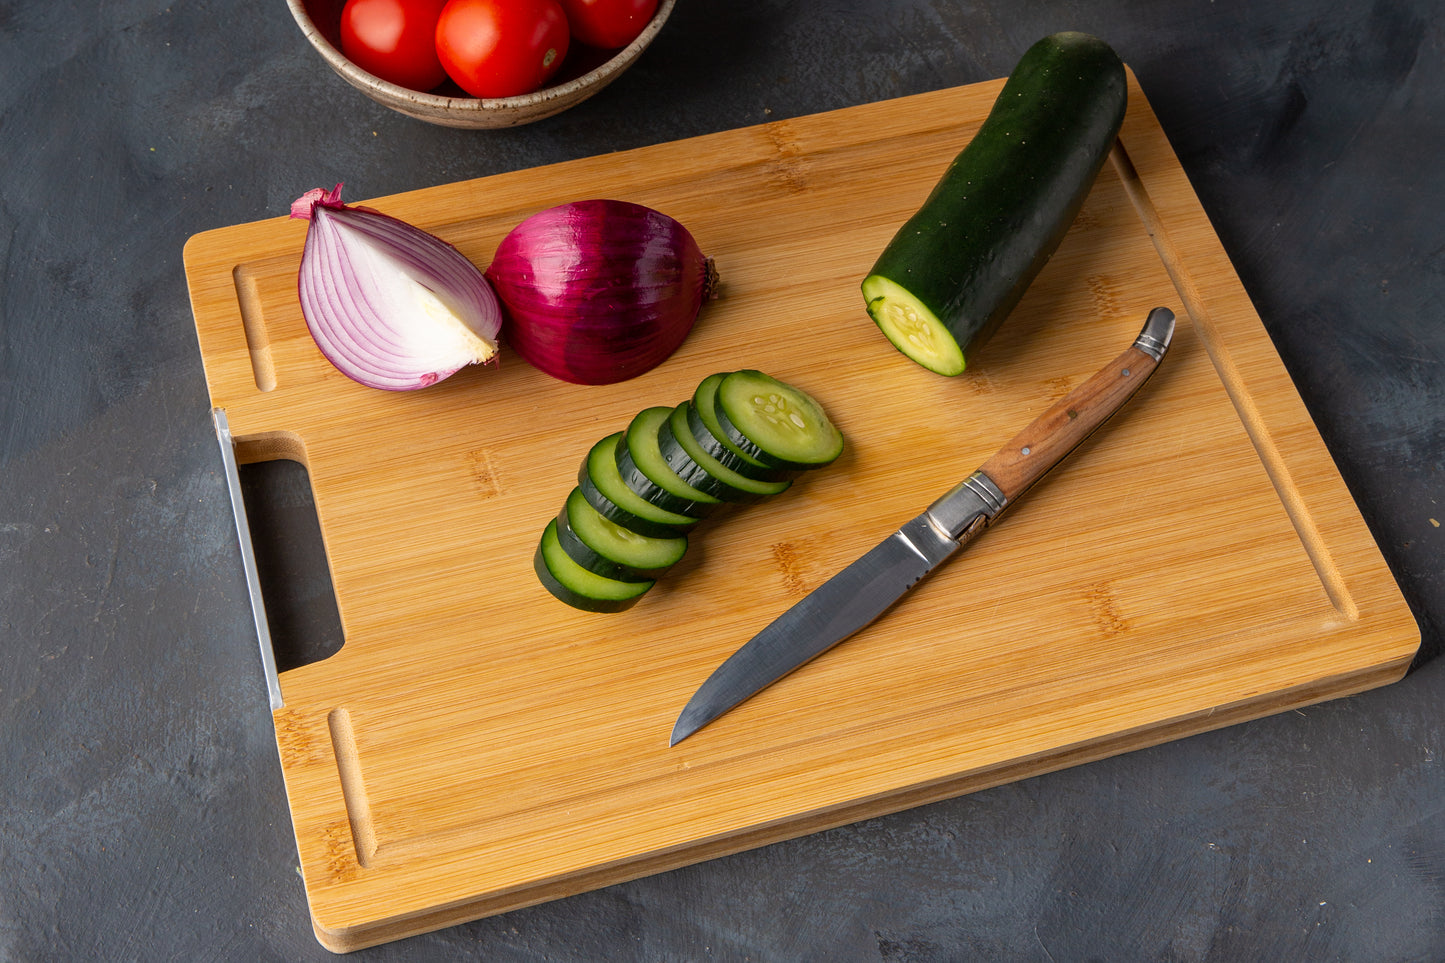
[339,0,449,91]
[435,0,571,99]
[557,0,658,49]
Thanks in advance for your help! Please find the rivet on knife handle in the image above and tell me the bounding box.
[670,307,1176,746]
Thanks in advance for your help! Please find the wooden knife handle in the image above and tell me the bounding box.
[978,307,1175,506]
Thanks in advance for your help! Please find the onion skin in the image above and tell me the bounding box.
[485,199,717,386]
[291,184,501,391]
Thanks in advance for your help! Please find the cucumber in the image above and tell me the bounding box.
[658,402,793,504]
[713,370,844,471]
[556,487,687,582]
[615,406,723,519]
[534,519,653,612]
[686,373,796,482]
[578,432,698,539]
[861,31,1127,376]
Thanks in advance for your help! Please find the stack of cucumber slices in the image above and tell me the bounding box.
[535,370,845,612]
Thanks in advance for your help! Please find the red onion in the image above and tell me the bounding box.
[485,199,718,385]
[290,184,501,391]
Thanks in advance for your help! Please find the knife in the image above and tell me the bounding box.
[670,306,1177,746]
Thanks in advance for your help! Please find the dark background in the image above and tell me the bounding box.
[3,1,1442,959]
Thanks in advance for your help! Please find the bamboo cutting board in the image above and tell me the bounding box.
[184,73,1418,952]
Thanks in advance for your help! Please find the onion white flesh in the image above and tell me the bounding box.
[292,185,500,391]
[485,199,717,386]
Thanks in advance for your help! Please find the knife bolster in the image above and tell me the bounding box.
[926,470,1007,539]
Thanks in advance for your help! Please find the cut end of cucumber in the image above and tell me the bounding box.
[862,274,967,377]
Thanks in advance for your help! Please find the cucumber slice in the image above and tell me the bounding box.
[579,432,698,539]
[713,371,844,471]
[861,274,967,376]
[659,403,792,504]
[556,487,687,582]
[687,373,796,482]
[615,406,723,519]
[534,519,653,612]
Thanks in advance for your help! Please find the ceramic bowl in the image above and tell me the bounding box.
[285,0,673,128]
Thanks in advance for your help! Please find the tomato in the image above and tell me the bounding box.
[435,0,571,99]
[339,0,449,92]
[557,0,657,49]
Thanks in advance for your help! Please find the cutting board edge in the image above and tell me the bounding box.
[1109,72,1414,633]
[305,645,1413,953]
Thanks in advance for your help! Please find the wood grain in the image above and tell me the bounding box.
[183,71,1418,952]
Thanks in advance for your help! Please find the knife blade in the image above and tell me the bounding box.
[670,306,1176,746]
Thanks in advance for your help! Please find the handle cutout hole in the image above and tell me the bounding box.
[237,458,344,671]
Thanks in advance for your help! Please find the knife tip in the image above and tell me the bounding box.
[669,705,710,747]
[668,719,695,747]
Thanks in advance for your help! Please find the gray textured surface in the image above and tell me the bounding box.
[2,1,1443,959]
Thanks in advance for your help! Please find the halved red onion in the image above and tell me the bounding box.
[485,199,718,385]
[291,185,501,391]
